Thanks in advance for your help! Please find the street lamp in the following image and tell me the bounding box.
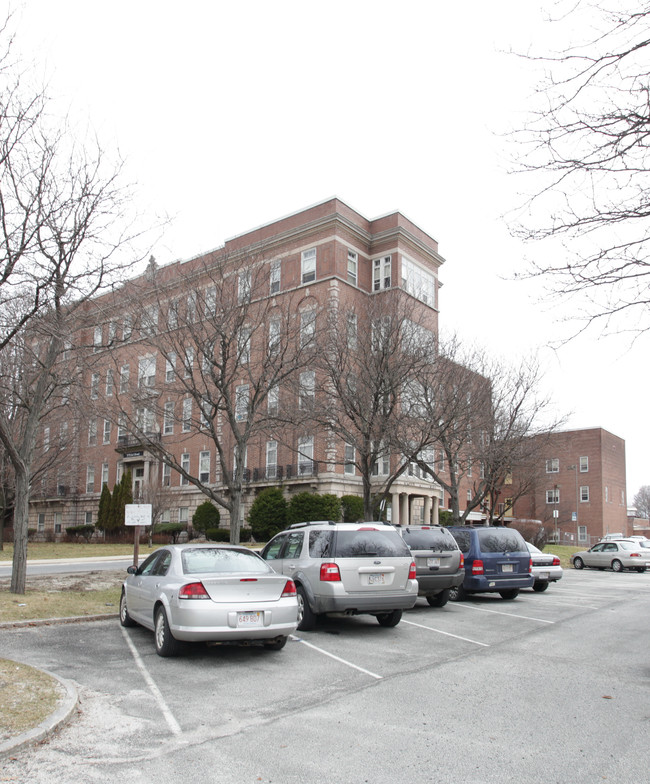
[568,464,579,543]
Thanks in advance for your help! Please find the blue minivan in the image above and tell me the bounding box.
[447,526,533,600]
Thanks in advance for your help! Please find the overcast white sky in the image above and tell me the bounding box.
[10,0,649,501]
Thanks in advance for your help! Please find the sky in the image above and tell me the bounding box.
[8,0,649,502]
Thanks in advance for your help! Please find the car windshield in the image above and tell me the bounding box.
[333,530,411,558]
[181,548,271,575]
[477,528,526,553]
[402,529,458,552]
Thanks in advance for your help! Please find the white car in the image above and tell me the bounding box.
[525,543,563,592]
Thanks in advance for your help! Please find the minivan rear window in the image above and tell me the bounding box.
[333,530,411,558]
[477,528,526,553]
[402,529,458,552]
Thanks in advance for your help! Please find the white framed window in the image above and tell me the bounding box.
[37,513,45,533]
[142,304,159,336]
[238,268,251,304]
[580,456,589,472]
[184,347,194,377]
[401,256,436,306]
[180,453,190,485]
[235,384,249,421]
[122,315,132,341]
[268,317,281,355]
[199,451,211,483]
[580,485,590,502]
[108,322,117,345]
[165,353,176,383]
[161,509,171,523]
[136,407,155,433]
[179,507,189,524]
[299,370,315,409]
[301,248,316,284]
[102,463,109,487]
[164,401,175,435]
[545,458,559,473]
[605,486,609,502]
[86,465,95,493]
[105,369,114,397]
[546,488,560,504]
[167,299,179,330]
[120,364,129,393]
[298,435,314,475]
[187,291,197,322]
[578,525,588,542]
[103,419,111,444]
[300,308,316,347]
[88,419,97,446]
[373,255,391,290]
[239,327,251,364]
[93,325,103,352]
[205,286,216,317]
[270,260,281,294]
[90,373,100,399]
[200,395,210,428]
[346,313,357,349]
[54,512,62,534]
[162,464,171,487]
[372,443,390,476]
[371,316,390,352]
[59,421,68,448]
[182,398,192,432]
[347,250,358,285]
[266,440,278,479]
[138,355,157,388]
[43,426,50,453]
[344,443,355,475]
[268,385,279,416]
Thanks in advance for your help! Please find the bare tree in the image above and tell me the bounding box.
[510,2,650,335]
[633,485,650,519]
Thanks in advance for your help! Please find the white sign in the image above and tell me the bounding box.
[125,504,152,527]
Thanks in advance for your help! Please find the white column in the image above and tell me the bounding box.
[400,493,409,527]
[391,493,401,526]
[432,495,440,525]
[424,495,432,525]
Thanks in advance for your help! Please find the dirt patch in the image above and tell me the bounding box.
[0,570,124,593]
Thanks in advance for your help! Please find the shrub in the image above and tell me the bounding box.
[248,487,288,541]
[287,492,341,526]
[192,501,220,532]
[65,524,95,542]
[206,528,230,542]
[155,522,186,543]
[438,510,453,527]
[341,495,364,522]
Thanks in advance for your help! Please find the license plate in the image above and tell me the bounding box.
[237,612,261,626]
[368,573,386,585]
[427,557,440,568]
[538,572,549,580]
[501,564,514,573]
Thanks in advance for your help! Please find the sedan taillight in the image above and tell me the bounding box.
[179,582,210,599]
[282,579,297,597]
[472,559,484,575]
[529,558,533,573]
[552,556,561,566]
[320,562,341,581]
[408,561,417,580]
[630,552,641,558]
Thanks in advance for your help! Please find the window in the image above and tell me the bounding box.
[401,256,436,306]
[182,398,192,432]
[59,421,68,449]
[546,488,560,504]
[268,385,279,416]
[373,256,391,290]
[344,443,355,475]
[54,512,62,534]
[163,401,174,435]
[545,458,559,473]
[138,355,156,388]
[238,268,252,304]
[136,407,155,433]
[105,369,114,397]
[90,373,100,399]
[120,364,130,394]
[88,419,97,446]
[37,513,45,533]
[266,440,278,479]
[86,465,95,493]
[346,313,357,350]
[180,453,190,485]
[179,507,189,525]
[298,435,314,475]
[93,325,102,352]
[199,451,211,483]
[238,327,251,364]
[605,486,609,502]
[107,322,117,345]
[117,414,126,441]
[102,463,109,487]
[578,525,588,542]
[300,308,316,347]
[166,353,176,382]
[161,509,171,523]
[43,427,50,453]
[268,317,281,356]
[122,315,132,341]
[372,443,390,476]
[205,286,216,317]
[371,316,390,352]
[142,304,158,336]
[299,371,315,409]
[103,419,111,444]
[347,250,358,285]
[167,299,179,330]
[270,260,281,294]
[235,384,249,421]
[301,248,316,284]
[187,292,197,322]
[162,463,171,487]
[84,511,93,525]
[580,485,590,502]
[580,456,589,472]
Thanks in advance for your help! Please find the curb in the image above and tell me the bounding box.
[0,664,78,758]
[0,613,119,630]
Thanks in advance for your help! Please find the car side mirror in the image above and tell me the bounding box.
[127,565,138,575]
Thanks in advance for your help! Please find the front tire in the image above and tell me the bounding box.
[611,559,623,573]
[119,589,137,627]
[499,589,520,600]
[296,586,317,631]
[573,557,584,570]
[154,606,183,657]
[426,589,450,607]
[532,581,549,593]
[376,609,402,627]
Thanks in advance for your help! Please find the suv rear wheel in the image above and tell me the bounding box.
[499,588,520,600]
[426,589,450,607]
[448,584,467,602]
[376,609,402,627]
[296,586,317,631]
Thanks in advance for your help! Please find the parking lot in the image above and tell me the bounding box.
[2,569,650,783]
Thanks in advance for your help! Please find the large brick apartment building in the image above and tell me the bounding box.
[28,199,455,536]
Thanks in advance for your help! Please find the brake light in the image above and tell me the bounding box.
[282,579,297,597]
[630,552,641,558]
[320,562,341,581]
[552,556,561,566]
[240,578,258,582]
[408,561,417,580]
[358,527,379,531]
[529,558,533,573]
[179,582,210,599]
[459,553,465,569]
[472,559,484,575]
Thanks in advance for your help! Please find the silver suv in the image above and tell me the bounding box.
[396,525,464,607]
[260,521,418,630]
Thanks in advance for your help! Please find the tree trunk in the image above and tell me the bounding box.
[10,468,30,594]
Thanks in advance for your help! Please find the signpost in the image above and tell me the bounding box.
[125,504,152,567]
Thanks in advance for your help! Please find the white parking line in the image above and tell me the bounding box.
[454,604,555,623]
[290,635,383,680]
[401,619,489,646]
[121,628,182,735]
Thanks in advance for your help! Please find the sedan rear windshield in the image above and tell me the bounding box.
[182,548,271,575]
[402,529,458,552]
[333,530,411,558]
[477,528,526,553]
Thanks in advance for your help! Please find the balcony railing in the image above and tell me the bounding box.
[115,432,161,453]
[242,462,320,484]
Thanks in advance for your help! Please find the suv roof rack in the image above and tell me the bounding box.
[288,520,338,529]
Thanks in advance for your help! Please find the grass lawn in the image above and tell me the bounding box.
[0,542,160,561]
[543,544,581,569]
[0,584,122,623]
[0,659,63,737]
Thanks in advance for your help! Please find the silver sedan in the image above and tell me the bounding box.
[526,543,563,591]
[120,544,299,656]
[571,541,650,573]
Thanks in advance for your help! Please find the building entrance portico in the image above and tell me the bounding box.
[390,485,442,527]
